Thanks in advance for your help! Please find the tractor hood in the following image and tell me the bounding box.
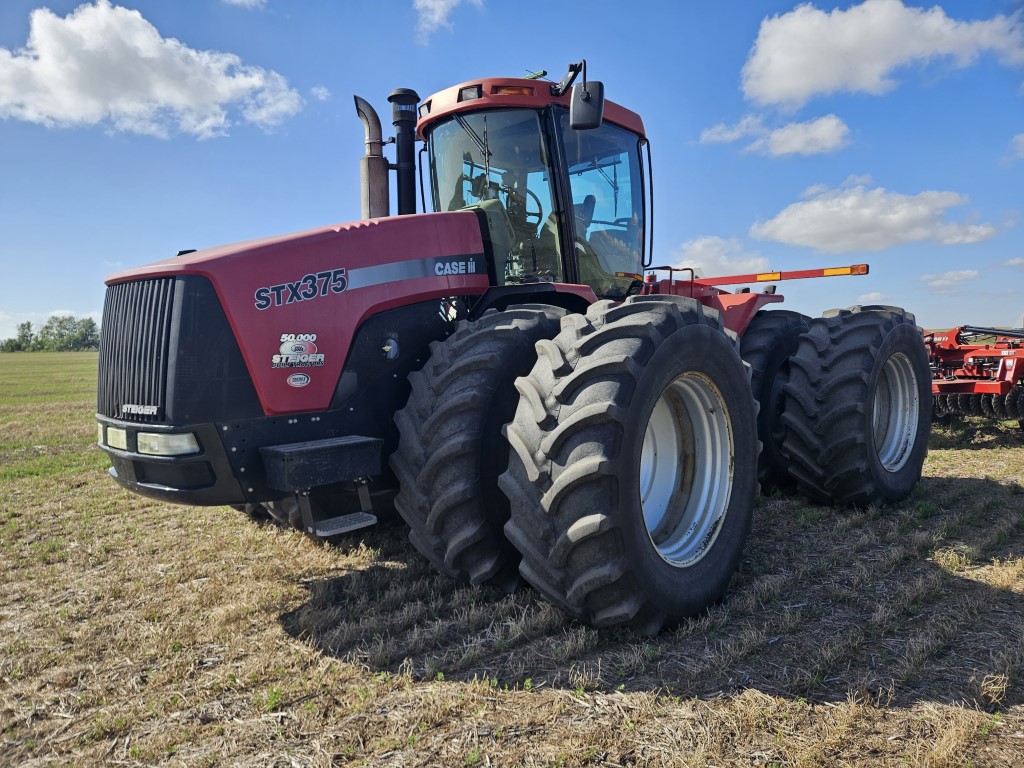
[104,211,490,415]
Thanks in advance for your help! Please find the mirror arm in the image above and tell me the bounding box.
[550,61,584,97]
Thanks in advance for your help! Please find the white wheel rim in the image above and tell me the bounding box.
[872,352,920,472]
[639,372,733,567]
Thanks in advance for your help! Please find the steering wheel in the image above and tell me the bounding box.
[520,188,543,226]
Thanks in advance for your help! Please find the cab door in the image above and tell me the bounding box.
[552,110,648,299]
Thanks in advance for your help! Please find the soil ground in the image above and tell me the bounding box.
[2,351,1023,766]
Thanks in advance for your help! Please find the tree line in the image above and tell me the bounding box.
[0,315,100,352]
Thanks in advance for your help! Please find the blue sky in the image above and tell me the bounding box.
[0,0,1022,339]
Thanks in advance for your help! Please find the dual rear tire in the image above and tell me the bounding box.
[779,306,931,506]
[392,301,931,632]
[740,310,810,494]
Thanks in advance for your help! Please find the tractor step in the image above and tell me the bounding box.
[311,511,378,537]
[260,435,381,491]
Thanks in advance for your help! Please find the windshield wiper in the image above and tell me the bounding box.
[591,158,620,216]
[454,114,492,196]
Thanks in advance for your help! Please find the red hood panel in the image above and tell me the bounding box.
[106,212,489,416]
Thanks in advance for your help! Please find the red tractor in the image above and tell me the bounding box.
[96,63,931,633]
[926,325,1024,430]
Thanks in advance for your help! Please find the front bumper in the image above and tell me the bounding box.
[97,412,388,508]
[97,416,247,505]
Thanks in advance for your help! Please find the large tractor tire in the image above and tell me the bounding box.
[740,309,811,494]
[500,296,759,634]
[780,306,931,506]
[390,305,565,592]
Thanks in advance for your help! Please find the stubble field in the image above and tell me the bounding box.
[2,351,1023,766]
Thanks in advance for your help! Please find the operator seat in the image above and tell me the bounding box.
[535,194,597,279]
[470,198,514,283]
[573,194,596,235]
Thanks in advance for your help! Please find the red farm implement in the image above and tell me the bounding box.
[926,325,1024,430]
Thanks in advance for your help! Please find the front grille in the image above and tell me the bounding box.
[97,278,176,423]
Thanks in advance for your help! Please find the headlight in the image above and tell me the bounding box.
[106,427,128,451]
[137,432,200,456]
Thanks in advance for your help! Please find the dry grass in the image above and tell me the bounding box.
[2,351,1024,766]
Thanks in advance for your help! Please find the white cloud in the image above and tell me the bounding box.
[1000,257,1024,267]
[747,115,850,156]
[222,0,266,8]
[700,115,764,144]
[310,85,330,102]
[750,180,997,253]
[838,173,874,189]
[857,291,888,303]
[742,0,1024,108]
[1013,133,1024,159]
[415,0,483,42]
[671,236,770,278]
[0,0,302,138]
[919,270,979,293]
[701,114,849,156]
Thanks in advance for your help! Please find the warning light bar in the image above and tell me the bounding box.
[491,85,534,96]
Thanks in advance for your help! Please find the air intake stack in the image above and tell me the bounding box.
[388,88,420,216]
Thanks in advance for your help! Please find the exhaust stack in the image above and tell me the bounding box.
[354,95,389,220]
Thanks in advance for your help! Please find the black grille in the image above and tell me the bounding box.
[97,278,175,422]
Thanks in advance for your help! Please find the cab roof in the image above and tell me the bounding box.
[417,77,646,141]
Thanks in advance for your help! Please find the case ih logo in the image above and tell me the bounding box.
[434,257,477,276]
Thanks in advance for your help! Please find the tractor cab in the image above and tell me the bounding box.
[417,72,652,300]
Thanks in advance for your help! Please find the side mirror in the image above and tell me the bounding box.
[570,80,604,130]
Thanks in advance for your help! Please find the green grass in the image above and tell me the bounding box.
[0,351,98,403]
[0,351,103,482]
